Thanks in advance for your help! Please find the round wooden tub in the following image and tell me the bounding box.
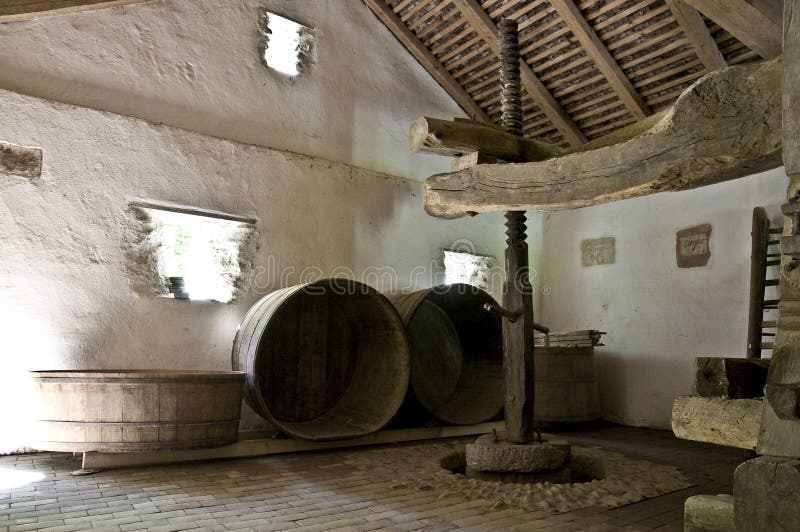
[30,370,245,452]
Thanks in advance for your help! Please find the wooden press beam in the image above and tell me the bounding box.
[548,0,650,120]
[362,0,491,123]
[684,0,782,59]
[0,0,149,22]
[664,0,727,72]
[423,57,782,218]
[410,116,564,161]
[457,0,587,148]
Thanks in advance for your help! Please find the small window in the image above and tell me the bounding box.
[444,250,496,291]
[131,201,256,303]
[259,11,314,77]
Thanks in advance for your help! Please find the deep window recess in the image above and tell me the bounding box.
[259,11,314,77]
[131,201,256,303]
[444,250,496,291]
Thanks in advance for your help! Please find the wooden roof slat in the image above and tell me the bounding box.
[604,13,677,51]
[548,0,651,120]
[609,23,681,58]
[399,0,433,23]
[457,0,587,146]
[407,1,454,31]
[437,34,483,63]
[683,0,780,58]
[597,4,672,42]
[364,0,491,122]
[429,25,472,53]
[633,58,702,90]
[664,0,725,71]
[592,0,663,33]
[618,38,691,70]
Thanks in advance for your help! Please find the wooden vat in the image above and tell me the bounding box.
[534,347,600,422]
[30,370,245,452]
[232,279,409,441]
[389,284,504,425]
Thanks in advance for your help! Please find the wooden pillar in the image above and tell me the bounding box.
[756,0,800,458]
[498,19,535,444]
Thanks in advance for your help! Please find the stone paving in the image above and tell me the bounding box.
[0,425,749,531]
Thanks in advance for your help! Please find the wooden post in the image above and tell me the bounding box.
[756,0,800,458]
[498,19,535,444]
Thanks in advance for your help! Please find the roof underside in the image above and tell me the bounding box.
[366,0,771,148]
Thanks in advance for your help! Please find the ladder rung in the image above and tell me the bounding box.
[762,332,776,336]
[766,260,781,266]
[767,253,782,257]
[762,342,775,349]
[769,227,783,234]
[764,279,780,286]
[763,299,781,309]
[761,320,778,328]
[768,239,781,245]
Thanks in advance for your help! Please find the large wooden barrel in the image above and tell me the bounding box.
[389,284,504,425]
[534,347,600,422]
[30,370,245,452]
[232,279,409,440]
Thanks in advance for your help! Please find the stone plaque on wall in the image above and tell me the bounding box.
[581,237,615,267]
[676,224,712,268]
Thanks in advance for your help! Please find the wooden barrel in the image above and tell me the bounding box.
[232,279,409,441]
[534,347,600,422]
[389,284,504,425]
[30,370,245,452]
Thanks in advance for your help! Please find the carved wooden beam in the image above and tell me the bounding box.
[424,58,782,218]
[363,0,490,123]
[684,0,781,59]
[410,116,564,162]
[0,0,149,23]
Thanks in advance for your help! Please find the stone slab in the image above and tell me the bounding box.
[671,395,761,450]
[466,432,570,473]
[734,456,800,532]
[683,494,733,532]
[466,464,572,485]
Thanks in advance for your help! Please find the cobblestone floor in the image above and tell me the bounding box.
[0,425,749,531]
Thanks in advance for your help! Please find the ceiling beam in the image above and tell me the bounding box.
[664,0,727,72]
[0,0,149,23]
[548,0,650,120]
[684,0,782,58]
[363,0,491,123]
[457,0,586,148]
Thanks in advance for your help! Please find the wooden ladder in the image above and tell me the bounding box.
[747,207,782,358]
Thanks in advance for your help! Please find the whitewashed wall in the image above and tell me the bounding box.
[540,168,787,428]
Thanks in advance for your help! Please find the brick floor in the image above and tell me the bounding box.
[0,425,748,531]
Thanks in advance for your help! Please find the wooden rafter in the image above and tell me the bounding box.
[684,0,782,58]
[548,0,650,120]
[363,0,491,123]
[457,0,587,148]
[664,0,726,72]
[0,0,148,22]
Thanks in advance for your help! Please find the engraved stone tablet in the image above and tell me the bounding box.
[677,224,712,268]
[581,237,615,267]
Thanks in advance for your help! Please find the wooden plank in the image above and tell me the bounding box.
[672,395,762,450]
[129,199,257,224]
[748,207,770,358]
[548,0,650,120]
[410,116,563,161]
[684,0,781,58]
[664,0,726,72]
[0,0,149,22]
[456,0,587,147]
[81,421,505,470]
[423,57,781,218]
[362,0,491,123]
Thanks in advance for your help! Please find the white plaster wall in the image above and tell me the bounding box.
[0,89,511,452]
[0,0,460,181]
[540,168,788,429]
